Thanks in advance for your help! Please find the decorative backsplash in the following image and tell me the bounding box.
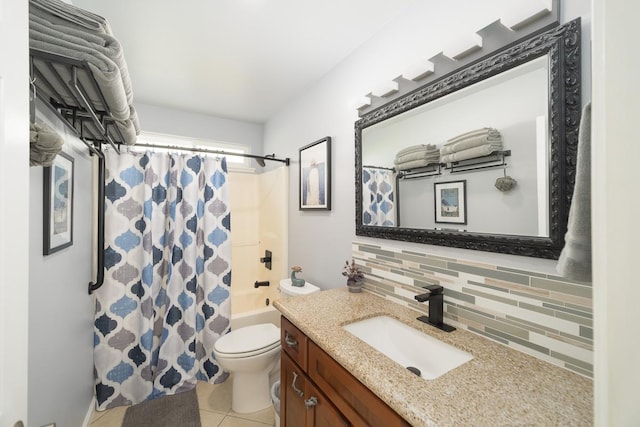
[352,241,593,378]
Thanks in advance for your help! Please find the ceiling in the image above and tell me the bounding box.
[72,0,419,123]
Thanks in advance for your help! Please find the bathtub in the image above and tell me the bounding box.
[231,287,282,330]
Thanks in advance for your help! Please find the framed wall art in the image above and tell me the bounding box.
[43,151,74,255]
[299,136,331,211]
[434,180,466,225]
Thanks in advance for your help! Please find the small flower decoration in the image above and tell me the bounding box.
[342,259,364,282]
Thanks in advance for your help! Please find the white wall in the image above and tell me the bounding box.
[135,102,264,156]
[264,1,592,287]
[27,104,95,427]
[592,1,640,425]
[0,0,29,424]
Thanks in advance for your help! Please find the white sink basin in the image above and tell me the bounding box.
[343,316,473,380]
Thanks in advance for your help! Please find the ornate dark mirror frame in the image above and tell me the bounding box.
[355,19,581,259]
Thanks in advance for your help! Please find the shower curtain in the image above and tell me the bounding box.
[94,149,232,410]
[362,167,396,226]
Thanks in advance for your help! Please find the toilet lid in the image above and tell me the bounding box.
[215,323,280,355]
[279,279,320,296]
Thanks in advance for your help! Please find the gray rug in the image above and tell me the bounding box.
[122,388,201,427]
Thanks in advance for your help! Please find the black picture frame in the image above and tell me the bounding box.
[43,151,74,255]
[299,136,331,211]
[434,180,467,225]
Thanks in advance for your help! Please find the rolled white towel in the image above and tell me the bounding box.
[395,158,439,171]
[442,128,502,155]
[30,122,64,167]
[440,143,503,163]
[445,127,500,144]
[394,149,441,165]
[396,143,437,157]
[30,0,112,35]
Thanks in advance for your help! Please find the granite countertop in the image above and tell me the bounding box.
[274,288,593,427]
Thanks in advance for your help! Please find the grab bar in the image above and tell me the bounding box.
[88,148,105,294]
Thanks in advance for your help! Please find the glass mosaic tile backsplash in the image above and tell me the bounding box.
[353,241,593,377]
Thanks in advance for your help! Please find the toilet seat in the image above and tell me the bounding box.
[215,323,280,359]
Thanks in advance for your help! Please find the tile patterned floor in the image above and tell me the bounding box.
[89,379,276,427]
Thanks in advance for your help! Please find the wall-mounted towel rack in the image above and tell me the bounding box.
[445,150,511,174]
[30,48,127,151]
[362,165,395,171]
[397,163,443,179]
[30,48,126,295]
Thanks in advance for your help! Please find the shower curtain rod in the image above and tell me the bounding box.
[132,142,290,165]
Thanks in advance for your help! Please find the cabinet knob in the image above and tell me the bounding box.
[284,332,298,348]
[305,396,319,408]
[291,371,304,397]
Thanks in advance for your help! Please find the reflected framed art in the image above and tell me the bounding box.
[434,180,466,225]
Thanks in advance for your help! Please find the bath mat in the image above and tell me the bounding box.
[122,388,201,427]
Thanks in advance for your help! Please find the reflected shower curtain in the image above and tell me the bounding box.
[362,167,396,226]
[94,149,232,410]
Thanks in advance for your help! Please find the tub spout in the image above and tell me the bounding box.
[254,280,270,288]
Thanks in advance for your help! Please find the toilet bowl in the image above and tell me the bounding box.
[213,323,281,413]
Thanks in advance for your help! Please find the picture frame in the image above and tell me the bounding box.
[299,136,331,210]
[434,180,466,225]
[43,151,74,255]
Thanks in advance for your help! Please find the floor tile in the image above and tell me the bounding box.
[89,405,127,427]
[229,407,275,425]
[219,415,273,427]
[200,409,226,426]
[197,379,233,414]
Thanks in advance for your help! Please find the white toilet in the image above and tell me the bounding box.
[213,279,320,414]
[213,323,281,413]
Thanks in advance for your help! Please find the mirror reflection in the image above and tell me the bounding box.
[362,56,549,237]
[355,19,581,259]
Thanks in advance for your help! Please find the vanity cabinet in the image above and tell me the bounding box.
[280,316,409,427]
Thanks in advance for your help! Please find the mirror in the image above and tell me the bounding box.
[355,19,581,259]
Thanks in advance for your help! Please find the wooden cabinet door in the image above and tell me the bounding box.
[281,352,308,427]
[281,352,349,427]
[304,381,349,427]
[308,341,409,427]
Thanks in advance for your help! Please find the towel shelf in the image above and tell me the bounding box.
[397,163,443,180]
[445,150,511,174]
[30,48,124,151]
[30,48,124,295]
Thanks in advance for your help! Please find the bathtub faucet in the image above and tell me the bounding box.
[254,280,270,288]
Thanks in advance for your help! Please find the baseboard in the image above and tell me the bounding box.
[81,397,96,427]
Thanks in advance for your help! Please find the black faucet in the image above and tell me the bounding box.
[254,280,270,288]
[414,285,456,332]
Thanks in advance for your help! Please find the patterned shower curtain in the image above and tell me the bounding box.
[93,149,232,410]
[362,167,396,226]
